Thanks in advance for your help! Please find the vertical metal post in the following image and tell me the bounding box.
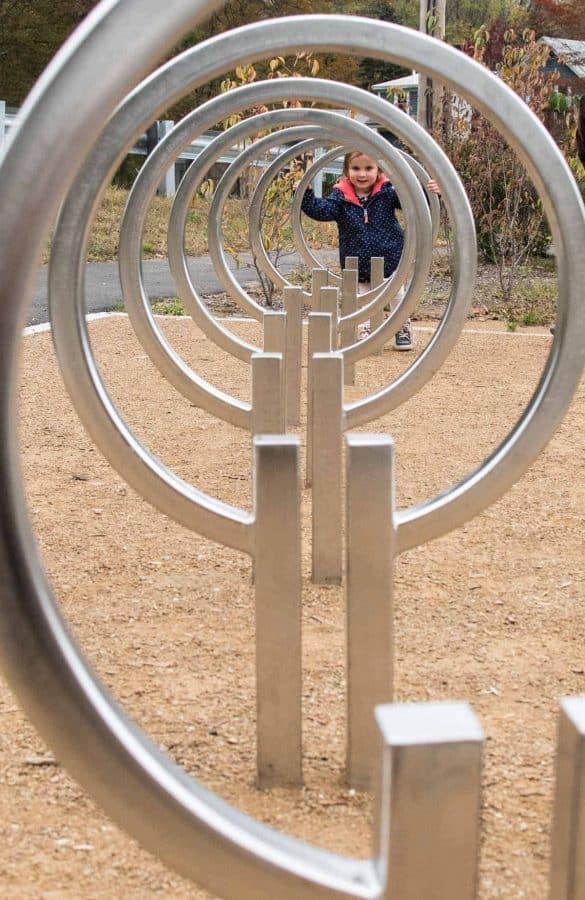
[263,310,287,426]
[306,313,332,488]
[311,268,329,312]
[157,120,176,196]
[253,435,302,787]
[346,434,395,790]
[370,257,386,350]
[283,286,302,427]
[313,146,324,197]
[374,701,483,900]
[311,352,343,584]
[550,696,585,899]
[319,286,339,346]
[340,268,358,385]
[251,353,284,436]
[263,310,287,353]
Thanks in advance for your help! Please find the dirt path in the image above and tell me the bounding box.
[1,315,583,898]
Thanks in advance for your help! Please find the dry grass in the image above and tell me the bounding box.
[42,185,337,264]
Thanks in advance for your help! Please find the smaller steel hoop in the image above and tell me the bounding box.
[291,145,407,302]
[221,133,333,302]
[167,109,329,327]
[210,118,426,324]
[248,135,421,322]
[166,84,430,351]
[291,145,440,306]
[166,104,423,332]
[231,120,473,429]
[207,129,334,312]
[288,82,474,367]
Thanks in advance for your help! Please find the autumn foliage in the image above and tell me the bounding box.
[436,27,563,302]
[528,0,585,40]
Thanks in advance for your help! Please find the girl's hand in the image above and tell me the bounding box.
[427,179,441,195]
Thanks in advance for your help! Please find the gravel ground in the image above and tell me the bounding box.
[2,312,582,899]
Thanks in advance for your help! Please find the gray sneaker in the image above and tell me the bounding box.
[393,320,413,351]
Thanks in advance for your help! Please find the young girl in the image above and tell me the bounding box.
[299,150,440,350]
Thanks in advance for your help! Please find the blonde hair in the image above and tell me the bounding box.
[342,151,384,178]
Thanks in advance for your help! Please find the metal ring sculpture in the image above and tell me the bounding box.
[1,4,585,898]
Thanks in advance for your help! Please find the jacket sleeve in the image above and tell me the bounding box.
[300,187,344,222]
[381,181,401,211]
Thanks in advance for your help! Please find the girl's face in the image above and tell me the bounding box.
[346,154,379,194]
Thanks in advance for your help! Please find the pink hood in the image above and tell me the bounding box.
[334,173,389,206]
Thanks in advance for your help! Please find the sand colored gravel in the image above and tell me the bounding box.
[0,314,583,898]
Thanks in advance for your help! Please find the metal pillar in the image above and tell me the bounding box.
[306,312,333,488]
[253,435,302,787]
[311,353,343,584]
[374,701,483,900]
[369,256,386,351]
[283,286,303,427]
[262,311,287,426]
[319,286,339,344]
[251,353,284,436]
[550,696,585,899]
[346,434,395,790]
[340,267,358,385]
[310,268,328,312]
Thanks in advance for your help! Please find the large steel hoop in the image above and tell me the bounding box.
[180,79,452,356]
[164,98,426,337]
[51,78,434,503]
[249,140,442,340]
[51,67,470,497]
[0,10,584,900]
[215,112,476,419]
[290,145,441,304]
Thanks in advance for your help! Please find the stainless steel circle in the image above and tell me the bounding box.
[165,103,424,335]
[1,11,584,900]
[51,76,434,504]
[247,138,431,321]
[166,117,421,323]
[291,145,441,303]
[208,119,424,319]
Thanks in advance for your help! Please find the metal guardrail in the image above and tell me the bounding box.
[1,103,342,196]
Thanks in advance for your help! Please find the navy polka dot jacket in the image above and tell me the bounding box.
[300,174,403,282]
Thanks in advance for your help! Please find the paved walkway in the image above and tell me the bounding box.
[29,250,338,326]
